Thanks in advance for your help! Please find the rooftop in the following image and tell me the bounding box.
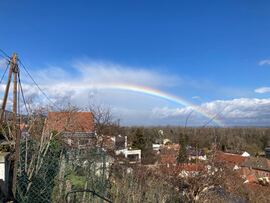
[43,111,94,134]
[241,157,270,172]
[215,151,247,165]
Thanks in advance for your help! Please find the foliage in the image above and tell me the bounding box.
[109,165,179,203]
[16,137,62,203]
[131,128,147,150]
[177,132,188,163]
[124,126,270,155]
[66,173,86,189]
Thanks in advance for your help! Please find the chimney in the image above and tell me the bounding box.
[125,136,127,149]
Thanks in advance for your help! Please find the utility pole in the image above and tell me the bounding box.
[0,53,20,196]
[12,53,19,195]
[0,55,14,127]
[12,53,18,138]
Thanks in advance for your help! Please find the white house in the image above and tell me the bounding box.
[114,135,141,163]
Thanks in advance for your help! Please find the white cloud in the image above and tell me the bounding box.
[259,59,270,66]
[33,66,74,84]
[13,60,184,123]
[201,98,270,119]
[152,106,193,118]
[18,59,183,107]
[73,60,180,87]
[14,59,270,126]
[152,98,270,126]
[255,87,270,94]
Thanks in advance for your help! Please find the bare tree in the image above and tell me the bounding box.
[88,103,113,134]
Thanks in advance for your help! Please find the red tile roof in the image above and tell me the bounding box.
[215,151,246,165]
[241,157,270,172]
[176,163,204,172]
[159,163,204,176]
[44,112,94,134]
[160,154,177,164]
[161,144,180,152]
[159,144,180,164]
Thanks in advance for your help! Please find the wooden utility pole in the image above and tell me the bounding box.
[12,53,19,195]
[12,53,18,138]
[0,53,20,195]
[0,55,15,126]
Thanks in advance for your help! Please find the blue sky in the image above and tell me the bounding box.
[1,1,270,126]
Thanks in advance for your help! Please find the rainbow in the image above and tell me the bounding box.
[61,83,224,126]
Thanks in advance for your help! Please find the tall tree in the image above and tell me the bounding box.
[132,128,147,151]
[177,132,188,163]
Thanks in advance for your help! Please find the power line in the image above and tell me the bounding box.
[0,48,10,59]
[18,70,29,115]
[0,61,9,84]
[0,54,7,59]
[18,59,61,110]
[201,105,228,128]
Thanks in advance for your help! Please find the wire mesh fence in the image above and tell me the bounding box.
[15,136,111,203]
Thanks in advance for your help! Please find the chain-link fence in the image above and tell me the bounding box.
[15,136,111,203]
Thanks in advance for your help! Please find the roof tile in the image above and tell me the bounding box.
[44,111,94,134]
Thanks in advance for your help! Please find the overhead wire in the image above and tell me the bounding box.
[18,70,29,115]
[0,48,10,59]
[0,60,10,84]
[18,59,61,110]
[201,105,228,128]
[0,54,7,59]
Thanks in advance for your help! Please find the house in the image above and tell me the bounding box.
[216,151,270,185]
[98,135,115,151]
[241,157,270,182]
[160,143,180,152]
[177,163,204,177]
[215,151,247,169]
[152,144,161,151]
[187,148,207,161]
[114,135,141,164]
[121,149,141,163]
[159,143,180,166]
[43,111,95,149]
[159,163,204,177]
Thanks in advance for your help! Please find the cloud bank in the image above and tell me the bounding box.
[152,98,270,126]
[1,58,269,126]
